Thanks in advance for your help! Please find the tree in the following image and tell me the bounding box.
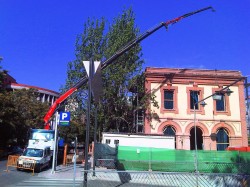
[60,17,106,143]
[0,58,6,92]
[63,8,142,134]
[63,7,159,142]
[100,8,143,132]
[0,89,49,147]
[0,92,16,148]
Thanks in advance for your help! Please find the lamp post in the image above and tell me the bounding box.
[193,100,207,173]
[193,88,233,162]
[193,100,207,187]
[192,77,245,187]
[193,104,198,174]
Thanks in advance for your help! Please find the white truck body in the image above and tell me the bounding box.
[28,129,55,151]
[102,133,175,149]
[17,129,56,172]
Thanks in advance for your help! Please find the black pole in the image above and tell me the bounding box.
[84,60,93,186]
[92,106,97,176]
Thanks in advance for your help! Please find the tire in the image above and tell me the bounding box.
[49,157,53,167]
[46,162,50,170]
[35,164,42,173]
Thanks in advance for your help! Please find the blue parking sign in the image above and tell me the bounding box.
[59,112,70,126]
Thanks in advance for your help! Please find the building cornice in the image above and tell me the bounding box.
[8,83,60,97]
[145,67,244,86]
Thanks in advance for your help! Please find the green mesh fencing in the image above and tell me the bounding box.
[117,146,250,174]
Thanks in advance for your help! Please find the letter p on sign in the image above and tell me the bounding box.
[62,113,68,120]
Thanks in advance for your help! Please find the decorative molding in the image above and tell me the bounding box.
[179,121,187,126]
[205,121,214,128]
[231,122,241,133]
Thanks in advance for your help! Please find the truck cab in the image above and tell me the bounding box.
[18,145,51,172]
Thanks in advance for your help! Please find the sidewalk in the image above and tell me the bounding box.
[38,164,85,179]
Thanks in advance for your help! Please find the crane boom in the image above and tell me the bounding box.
[44,6,214,128]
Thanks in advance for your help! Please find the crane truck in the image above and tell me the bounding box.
[43,6,214,129]
[17,7,214,173]
[17,129,56,172]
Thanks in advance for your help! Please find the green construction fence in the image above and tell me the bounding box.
[116,146,250,174]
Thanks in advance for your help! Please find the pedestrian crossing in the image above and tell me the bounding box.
[15,177,83,187]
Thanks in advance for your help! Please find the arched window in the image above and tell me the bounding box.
[190,127,203,150]
[163,126,176,148]
[216,128,229,150]
[163,126,176,136]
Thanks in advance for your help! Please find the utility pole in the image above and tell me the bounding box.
[83,60,101,186]
[51,112,59,174]
[83,60,93,185]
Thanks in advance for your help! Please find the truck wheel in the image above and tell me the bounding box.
[46,162,50,169]
[35,165,42,173]
[38,166,42,173]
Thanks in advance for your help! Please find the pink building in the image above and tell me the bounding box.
[145,68,247,151]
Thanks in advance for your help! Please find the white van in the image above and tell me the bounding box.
[17,145,51,172]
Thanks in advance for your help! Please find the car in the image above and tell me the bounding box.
[17,145,51,172]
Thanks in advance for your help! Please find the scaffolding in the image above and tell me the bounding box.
[131,86,144,133]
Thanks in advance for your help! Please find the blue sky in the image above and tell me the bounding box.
[1,1,249,92]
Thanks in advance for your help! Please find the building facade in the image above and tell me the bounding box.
[247,95,250,135]
[145,68,247,151]
[3,73,59,105]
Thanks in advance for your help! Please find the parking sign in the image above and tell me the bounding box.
[59,112,70,126]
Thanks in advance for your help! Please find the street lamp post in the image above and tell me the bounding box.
[193,100,206,187]
[192,77,245,187]
[193,104,199,187]
[193,104,198,174]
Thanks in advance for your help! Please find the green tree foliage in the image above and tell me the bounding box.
[62,8,159,142]
[101,8,143,132]
[0,62,2,85]
[0,59,5,92]
[64,8,142,132]
[59,17,106,143]
[0,89,49,147]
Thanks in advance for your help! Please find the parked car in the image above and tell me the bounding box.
[17,145,51,172]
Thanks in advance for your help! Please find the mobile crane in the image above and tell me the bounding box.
[44,6,214,129]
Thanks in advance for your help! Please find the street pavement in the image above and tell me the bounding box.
[38,164,84,179]
[1,159,246,187]
[1,159,85,187]
[16,164,85,187]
